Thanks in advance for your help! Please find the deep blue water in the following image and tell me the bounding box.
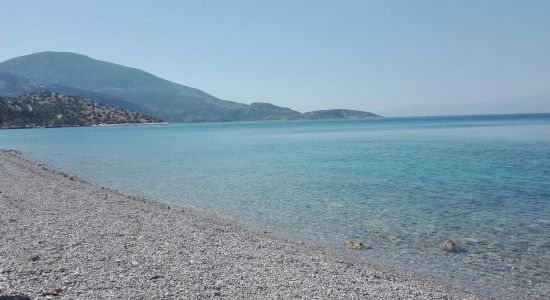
[1,114,549,298]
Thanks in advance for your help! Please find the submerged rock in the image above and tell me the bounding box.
[343,240,368,250]
[30,255,40,262]
[443,240,460,252]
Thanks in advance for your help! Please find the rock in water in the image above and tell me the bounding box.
[443,240,460,252]
[30,255,40,262]
[343,240,366,250]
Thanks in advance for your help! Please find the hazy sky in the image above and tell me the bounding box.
[1,0,549,115]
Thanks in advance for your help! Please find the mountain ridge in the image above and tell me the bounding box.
[0,52,381,122]
[0,72,143,112]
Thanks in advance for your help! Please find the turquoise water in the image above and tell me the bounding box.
[1,114,550,298]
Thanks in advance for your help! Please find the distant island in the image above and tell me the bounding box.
[0,52,381,123]
[0,92,162,128]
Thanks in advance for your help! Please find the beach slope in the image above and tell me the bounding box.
[0,150,481,299]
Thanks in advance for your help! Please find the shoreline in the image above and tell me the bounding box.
[0,149,483,299]
[0,122,168,130]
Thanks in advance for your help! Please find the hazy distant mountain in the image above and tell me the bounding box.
[0,72,45,95]
[233,102,302,120]
[0,72,143,112]
[303,109,381,119]
[0,92,161,128]
[0,52,380,122]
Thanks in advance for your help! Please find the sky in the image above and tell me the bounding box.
[1,0,549,116]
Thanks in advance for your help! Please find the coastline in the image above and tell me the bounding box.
[0,122,168,130]
[0,150,483,299]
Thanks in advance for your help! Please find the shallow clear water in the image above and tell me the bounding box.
[1,114,550,298]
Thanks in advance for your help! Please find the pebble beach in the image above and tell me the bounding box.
[0,149,482,299]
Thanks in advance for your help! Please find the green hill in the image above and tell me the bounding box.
[0,52,380,122]
[0,52,248,122]
[0,92,162,128]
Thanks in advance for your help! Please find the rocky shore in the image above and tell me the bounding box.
[0,150,483,299]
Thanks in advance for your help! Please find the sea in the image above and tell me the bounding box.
[1,114,549,298]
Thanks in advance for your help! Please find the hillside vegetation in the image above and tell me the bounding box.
[0,92,161,128]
